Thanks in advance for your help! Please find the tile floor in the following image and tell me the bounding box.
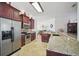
[11,33,78,56]
[12,39,47,56]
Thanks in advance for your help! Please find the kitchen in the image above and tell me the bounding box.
[0,2,36,56]
[0,2,78,56]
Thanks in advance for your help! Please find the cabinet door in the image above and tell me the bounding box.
[0,3,13,19]
[13,9,21,21]
[29,19,31,29]
[32,19,34,29]
[30,19,34,29]
[21,35,25,47]
[0,4,3,17]
[23,16,27,23]
[29,19,32,29]
[23,16,29,24]
[1,4,10,18]
[31,33,36,41]
[41,34,50,43]
[9,7,14,19]
[0,3,21,21]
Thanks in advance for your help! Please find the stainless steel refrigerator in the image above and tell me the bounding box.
[0,17,21,56]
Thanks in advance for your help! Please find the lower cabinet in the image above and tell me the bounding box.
[41,34,51,43]
[31,33,36,41]
[21,33,36,47]
[21,34,25,47]
[46,50,70,56]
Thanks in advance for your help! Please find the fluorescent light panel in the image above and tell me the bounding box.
[32,2,43,12]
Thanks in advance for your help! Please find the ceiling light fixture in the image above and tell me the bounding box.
[30,2,44,13]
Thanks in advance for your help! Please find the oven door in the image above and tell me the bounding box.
[25,34,31,44]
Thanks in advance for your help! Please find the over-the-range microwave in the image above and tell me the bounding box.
[23,23,30,29]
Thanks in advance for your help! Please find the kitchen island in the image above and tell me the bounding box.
[47,32,79,56]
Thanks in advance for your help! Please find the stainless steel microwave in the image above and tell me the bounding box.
[23,23,30,29]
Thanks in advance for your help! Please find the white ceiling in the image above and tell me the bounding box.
[11,2,77,20]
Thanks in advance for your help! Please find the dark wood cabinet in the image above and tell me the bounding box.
[46,50,70,56]
[0,3,10,18]
[21,15,34,29]
[30,18,34,29]
[21,34,25,47]
[8,7,14,19]
[0,2,21,21]
[23,15,30,24]
[21,15,30,28]
[32,19,34,29]
[13,8,21,21]
[31,33,36,41]
[67,23,77,33]
[0,3,3,16]
[41,33,51,43]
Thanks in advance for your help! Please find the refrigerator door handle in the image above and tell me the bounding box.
[11,27,14,42]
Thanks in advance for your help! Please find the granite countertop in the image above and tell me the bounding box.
[47,32,79,56]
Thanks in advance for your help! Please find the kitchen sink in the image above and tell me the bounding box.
[53,33,60,36]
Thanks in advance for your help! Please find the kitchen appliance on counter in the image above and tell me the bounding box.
[0,18,21,56]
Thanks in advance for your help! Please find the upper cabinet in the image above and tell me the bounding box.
[13,8,21,21]
[0,3,3,16]
[0,2,34,29]
[0,2,21,21]
[30,18,34,29]
[23,15,30,24]
[0,3,11,18]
